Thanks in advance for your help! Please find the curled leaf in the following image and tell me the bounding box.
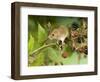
[28,34,34,54]
[38,23,47,44]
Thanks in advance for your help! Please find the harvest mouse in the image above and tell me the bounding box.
[48,25,70,44]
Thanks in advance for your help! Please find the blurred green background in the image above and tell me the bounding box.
[28,15,87,66]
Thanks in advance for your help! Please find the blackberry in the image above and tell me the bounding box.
[84,46,88,55]
[72,22,79,30]
[77,37,84,43]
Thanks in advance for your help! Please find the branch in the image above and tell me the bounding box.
[29,43,56,56]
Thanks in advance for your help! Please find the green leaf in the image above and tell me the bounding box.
[46,47,62,64]
[38,23,47,44]
[79,54,87,64]
[28,34,34,54]
[62,52,79,64]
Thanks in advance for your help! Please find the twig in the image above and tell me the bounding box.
[29,43,56,56]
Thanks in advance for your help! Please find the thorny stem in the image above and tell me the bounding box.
[29,43,56,56]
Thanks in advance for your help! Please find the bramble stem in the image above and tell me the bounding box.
[29,43,56,56]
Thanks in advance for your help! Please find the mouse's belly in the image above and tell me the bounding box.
[57,35,66,43]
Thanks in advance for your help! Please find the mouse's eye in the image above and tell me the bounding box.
[52,34,54,36]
